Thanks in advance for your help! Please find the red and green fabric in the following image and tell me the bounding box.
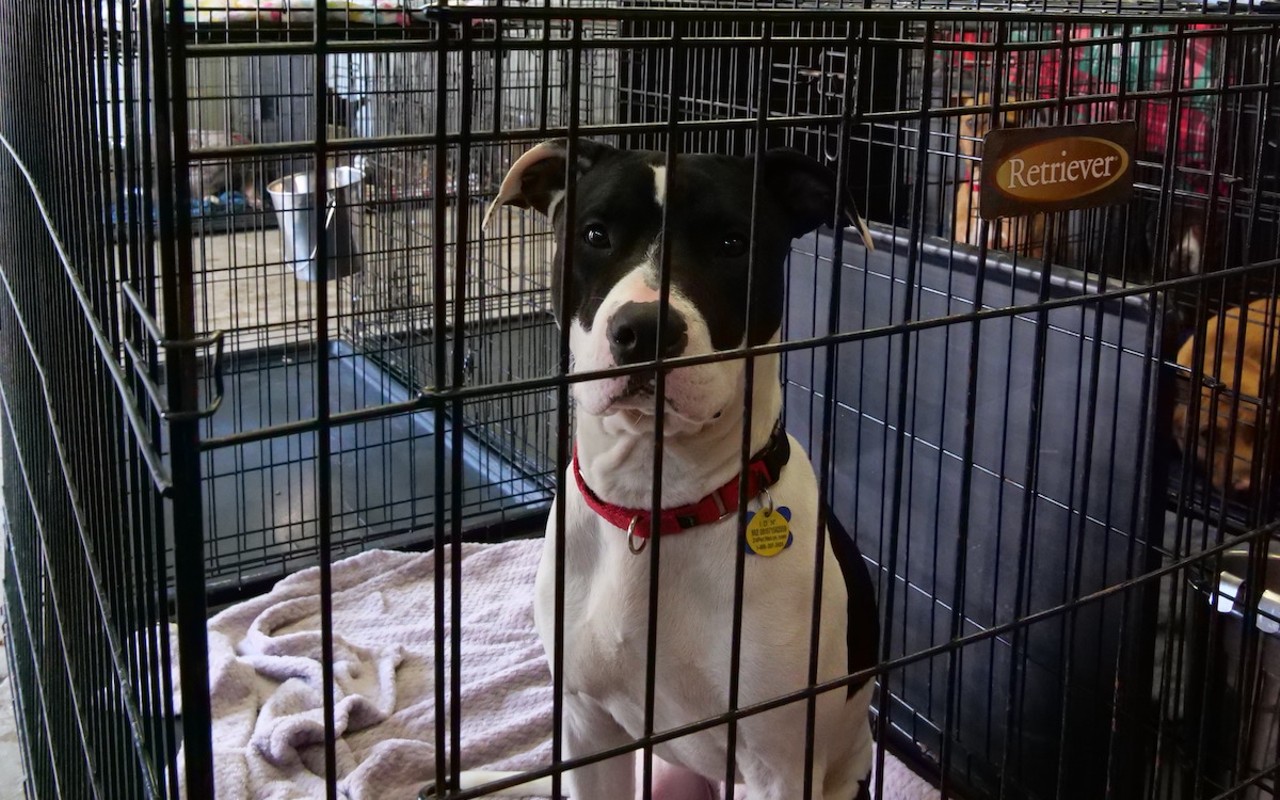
[938,23,1224,182]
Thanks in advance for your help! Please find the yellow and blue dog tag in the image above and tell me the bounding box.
[743,506,793,557]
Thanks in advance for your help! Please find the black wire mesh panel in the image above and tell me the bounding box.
[103,30,613,593]
[1,2,1280,800]
[0,1,182,796]
[786,229,1165,799]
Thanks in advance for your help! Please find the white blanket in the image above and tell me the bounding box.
[178,539,938,800]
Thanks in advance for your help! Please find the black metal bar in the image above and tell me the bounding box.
[190,252,1280,454]
[936,17,1008,797]
[448,13,475,796]
[133,2,184,792]
[155,1,215,795]
[873,22,935,799]
[309,2,340,797]
[163,5,1280,34]
[801,15,862,797]
[996,21,1077,797]
[99,0,172,786]
[431,2,452,793]
[723,20,773,800]
[178,19,1275,59]
[184,71,1280,158]
[640,19,686,799]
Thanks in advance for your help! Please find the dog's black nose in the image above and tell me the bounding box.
[608,302,688,365]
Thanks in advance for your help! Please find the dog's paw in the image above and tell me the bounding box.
[642,762,719,800]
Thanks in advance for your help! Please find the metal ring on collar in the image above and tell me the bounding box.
[627,516,647,555]
[758,486,775,516]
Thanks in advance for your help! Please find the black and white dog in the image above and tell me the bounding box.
[478,139,880,800]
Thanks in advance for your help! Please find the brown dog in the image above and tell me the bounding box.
[1174,297,1280,493]
[953,93,1045,259]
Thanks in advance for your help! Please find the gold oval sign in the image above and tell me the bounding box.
[993,137,1130,203]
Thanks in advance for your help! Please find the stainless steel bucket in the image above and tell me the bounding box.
[267,166,364,282]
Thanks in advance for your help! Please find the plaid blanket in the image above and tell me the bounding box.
[148,0,419,25]
[940,23,1226,189]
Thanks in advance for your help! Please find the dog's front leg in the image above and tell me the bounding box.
[737,750,829,800]
[561,692,636,800]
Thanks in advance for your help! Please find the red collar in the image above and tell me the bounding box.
[572,424,791,540]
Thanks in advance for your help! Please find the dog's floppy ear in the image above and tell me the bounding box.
[482,138,611,231]
[760,148,874,251]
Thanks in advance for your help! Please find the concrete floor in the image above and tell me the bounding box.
[0,438,27,800]
[0,634,23,800]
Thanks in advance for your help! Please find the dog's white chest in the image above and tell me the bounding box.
[540,503,752,776]
[550,496,737,710]
[531,458,861,780]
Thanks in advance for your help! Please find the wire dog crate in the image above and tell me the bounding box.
[2,1,1280,799]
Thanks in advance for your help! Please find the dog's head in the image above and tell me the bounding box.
[483,139,859,432]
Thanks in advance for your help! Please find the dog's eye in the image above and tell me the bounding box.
[583,224,611,249]
[719,234,748,257]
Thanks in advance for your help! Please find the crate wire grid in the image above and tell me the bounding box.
[204,9,1264,793]
[151,26,627,588]
[0,2,1279,800]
